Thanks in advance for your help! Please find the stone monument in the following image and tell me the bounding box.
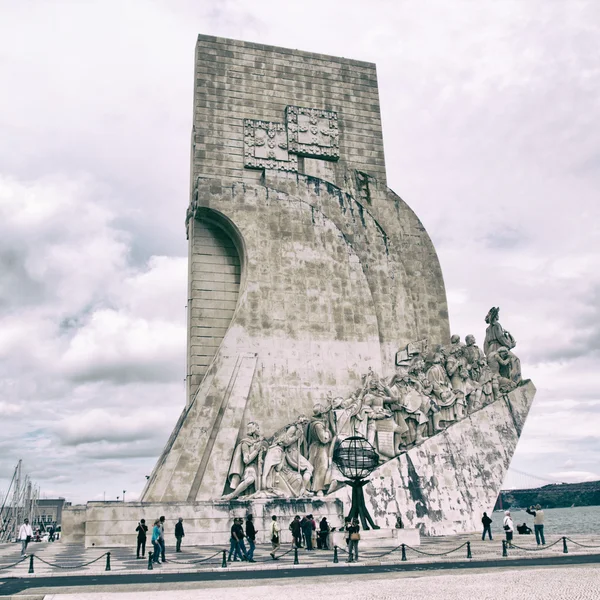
[63,35,535,547]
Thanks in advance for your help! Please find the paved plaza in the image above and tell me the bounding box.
[13,565,600,599]
[1,532,600,578]
[1,533,600,597]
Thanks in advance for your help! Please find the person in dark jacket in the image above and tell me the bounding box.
[289,516,302,548]
[301,515,314,550]
[481,512,493,540]
[136,519,148,558]
[174,518,185,552]
[517,523,532,535]
[245,514,256,562]
[318,517,331,550]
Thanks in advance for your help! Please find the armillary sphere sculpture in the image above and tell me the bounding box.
[333,436,380,530]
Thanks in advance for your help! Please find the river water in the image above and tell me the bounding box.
[490,505,600,536]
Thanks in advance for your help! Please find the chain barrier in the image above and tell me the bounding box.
[5,536,599,575]
[402,542,469,557]
[0,556,28,571]
[507,538,562,552]
[565,537,600,549]
[32,552,111,569]
[164,549,224,565]
[255,546,296,563]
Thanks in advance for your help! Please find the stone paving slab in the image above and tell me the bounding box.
[35,565,600,599]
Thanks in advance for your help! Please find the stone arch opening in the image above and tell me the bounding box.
[187,208,245,404]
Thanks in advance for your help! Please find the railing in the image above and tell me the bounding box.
[2,536,600,575]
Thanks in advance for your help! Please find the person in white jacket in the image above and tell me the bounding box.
[18,518,33,556]
[269,515,281,560]
[503,511,514,548]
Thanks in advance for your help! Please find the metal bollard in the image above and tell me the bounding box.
[563,537,568,554]
[333,546,339,564]
[105,552,111,571]
[221,549,227,568]
[294,547,299,565]
[28,554,34,574]
[502,540,507,557]
[467,541,472,559]
[401,544,407,562]
[148,551,153,570]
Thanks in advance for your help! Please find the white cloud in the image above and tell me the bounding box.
[0,0,598,502]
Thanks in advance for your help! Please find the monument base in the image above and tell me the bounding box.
[330,527,420,549]
[63,498,344,548]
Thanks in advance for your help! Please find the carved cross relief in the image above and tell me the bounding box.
[244,106,339,173]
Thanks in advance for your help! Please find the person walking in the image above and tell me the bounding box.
[526,504,546,545]
[18,518,33,556]
[151,520,162,564]
[302,514,314,550]
[158,515,166,562]
[136,518,148,558]
[228,518,248,562]
[503,510,514,548]
[346,518,360,562]
[245,515,256,562]
[481,512,493,541]
[270,515,281,560]
[174,517,185,552]
[289,515,302,548]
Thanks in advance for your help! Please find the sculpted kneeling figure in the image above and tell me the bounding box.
[222,422,268,500]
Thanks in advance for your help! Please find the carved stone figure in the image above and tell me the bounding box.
[487,348,516,393]
[222,422,267,500]
[446,345,482,412]
[498,347,522,386]
[464,334,496,405]
[484,307,516,356]
[224,325,526,498]
[307,403,334,496]
[262,417,313,497]
[449,334,464,354]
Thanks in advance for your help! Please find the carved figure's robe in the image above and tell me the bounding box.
[227,436,261,489]
[307,417,332,492]
[484,322,516,355]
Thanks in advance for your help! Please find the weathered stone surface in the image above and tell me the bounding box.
[67,36,535,545]
[332,381,536,536]
[65,499,343,548]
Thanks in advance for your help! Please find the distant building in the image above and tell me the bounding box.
[33,498,70,529]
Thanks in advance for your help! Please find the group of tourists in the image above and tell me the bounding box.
[287,514,335,551]
[482,505,546,547]
[134,516,185,564]
[227,514,360,563]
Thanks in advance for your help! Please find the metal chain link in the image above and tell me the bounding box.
[33,552,109,569]
[0,556,28,571]
[508,538,562,552]
[564,537,600,549]
[164,550,224,565]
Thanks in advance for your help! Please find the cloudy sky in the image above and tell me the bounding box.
[0,0,598,504]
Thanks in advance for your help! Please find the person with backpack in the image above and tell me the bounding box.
[136,518,148,558]
[289,515,302,548]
